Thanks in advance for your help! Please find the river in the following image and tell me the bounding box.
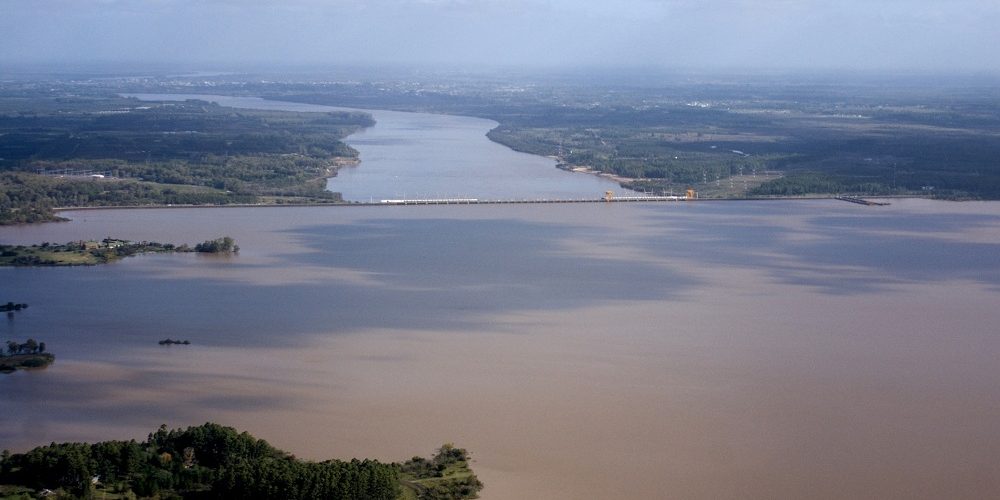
[2,99,1000,499]
[124,93,629,201]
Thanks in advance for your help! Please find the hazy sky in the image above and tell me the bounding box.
[2,0,998,73]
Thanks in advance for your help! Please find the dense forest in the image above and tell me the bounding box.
[0,92,373,224]
[0,423,482,499]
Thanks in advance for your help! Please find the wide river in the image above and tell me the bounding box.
[3,100,1000,499]
[125,93,628,201]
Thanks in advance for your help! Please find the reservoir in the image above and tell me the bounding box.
[3,95,1000,499]
[3,199,1000,499]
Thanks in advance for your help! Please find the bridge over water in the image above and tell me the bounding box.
[376,194,692,205]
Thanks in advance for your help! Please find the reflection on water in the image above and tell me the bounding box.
[3,200,1000,499]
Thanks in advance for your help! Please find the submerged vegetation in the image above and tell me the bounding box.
[0,236,238,266]
[0,423,482,500]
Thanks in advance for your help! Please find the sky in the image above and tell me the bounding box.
[1,0,998,73]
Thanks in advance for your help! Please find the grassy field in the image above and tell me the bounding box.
[397,445,483,500]
[399,460,480,500]
[0,238,221,266]
[0,245,104,266]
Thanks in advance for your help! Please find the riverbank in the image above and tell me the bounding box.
[554,161,637,186]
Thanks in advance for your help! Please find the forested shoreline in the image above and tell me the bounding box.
[0,423,483,499]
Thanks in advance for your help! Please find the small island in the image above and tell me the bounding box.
[2,302,29,319]
[0,236,238,266]
[0,423,483,499]
[158,338,191,346]
[1,338,53,373]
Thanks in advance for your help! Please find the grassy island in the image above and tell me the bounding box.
[0,303,28,313]
[0,423,483,500]
[0,353,54,373]
[0,236,238,266]
[2,303,28,319]
[159,339,191,346]
[1,339,52,373]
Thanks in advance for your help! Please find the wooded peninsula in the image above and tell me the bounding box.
[0,423,483,499]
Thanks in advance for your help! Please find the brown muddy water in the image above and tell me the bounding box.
[2,199,1000,499]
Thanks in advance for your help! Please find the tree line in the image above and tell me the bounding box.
[194,237,239,254]
[0,423,401,499]
[3,338,45,356]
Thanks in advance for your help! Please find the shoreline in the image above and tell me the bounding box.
[553,161,639,186]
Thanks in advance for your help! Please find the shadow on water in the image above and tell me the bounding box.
[2,218,700,353]
[1,366,304,440]
[1,216,704,446]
